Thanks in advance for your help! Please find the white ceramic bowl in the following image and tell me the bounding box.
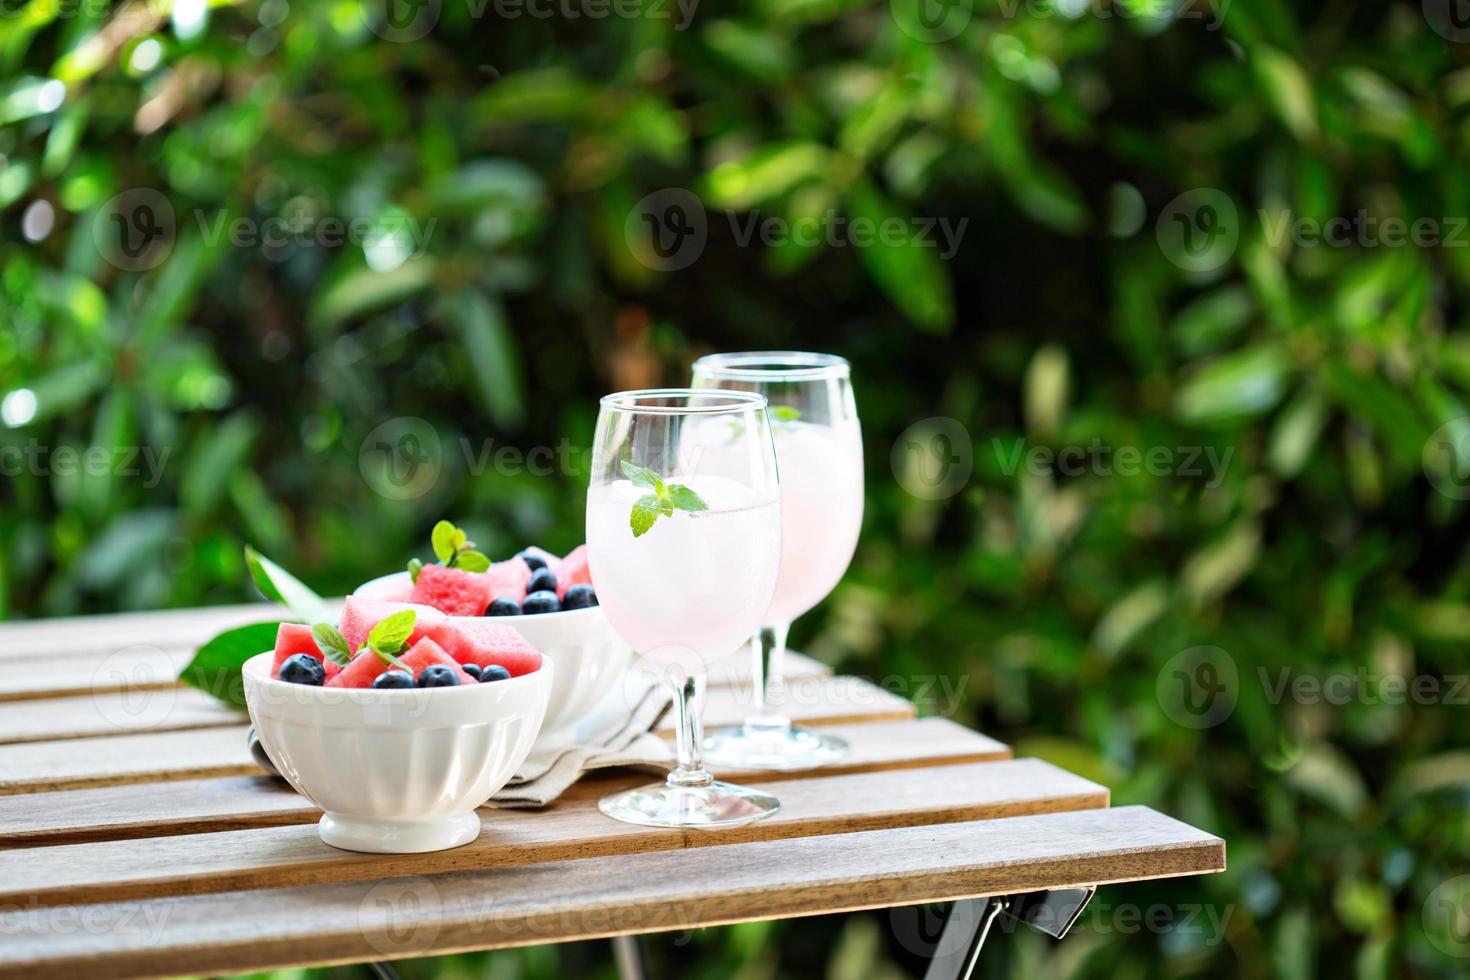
[355,571,635,740]
[243,651,552,853]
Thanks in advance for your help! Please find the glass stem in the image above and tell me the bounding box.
[746,622,793,734]
[667,669,713,788]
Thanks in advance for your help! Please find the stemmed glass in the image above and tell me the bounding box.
[693,352,863,771]
[587,389,784,828]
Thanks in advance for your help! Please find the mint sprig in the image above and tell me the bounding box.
[622,460,709,538]
[365,609,416,669]
[409,520,489,580]
[771,405,802,422]
[311,623,355,667]
[308,610,416,671]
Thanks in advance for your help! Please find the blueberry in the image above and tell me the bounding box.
[279,654,325,686]
[522,590,561,614]
[416,664,461,688]
[462,664,484,682]
[485,597,522,616]
[517,550,548,571]
[479,665,512,682]
[527,567,558,594]
[562,584,598,610]
[371,670,414,689]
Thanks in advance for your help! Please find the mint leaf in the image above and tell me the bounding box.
[179,622,281,708]
[367,609,417,657]
[772,405,802,422]
[666,484,708,513]
[454,550,490,573]
[620,460,664,492]
[312,623,355,666]
[244,546,326,621]
[407,557,423,582]
[630,494,667,537]
[430,520,457,563]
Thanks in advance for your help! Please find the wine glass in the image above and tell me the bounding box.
[692,352,863,771]
[587,388,783,828]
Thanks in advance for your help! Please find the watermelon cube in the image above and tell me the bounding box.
[325,648,393,689]
[338,597,444,654]
[271,623,340,680]
[399,638,477,685]
[555,544,592,599]
[410,564,495,617]
[441,619,543,677]
[485,557,533,603]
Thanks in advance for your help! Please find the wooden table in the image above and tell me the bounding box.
[0,605,1226,979]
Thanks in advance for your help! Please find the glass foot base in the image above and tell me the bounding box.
[598,779,780,829]
[702,724,850,772]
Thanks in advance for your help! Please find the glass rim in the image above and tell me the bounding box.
[691,351,850,382]
[598,387,770,416]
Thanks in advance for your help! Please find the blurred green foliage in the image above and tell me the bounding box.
[4,0,1470,978]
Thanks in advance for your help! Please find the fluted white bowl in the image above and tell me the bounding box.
[355,571,634,741]
[242,651,552,853]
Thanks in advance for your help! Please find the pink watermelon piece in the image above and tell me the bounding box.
[441,619,543,677]
[338,597,444,654]
[410,564,495,617]
[325,648,393,688]
[486,557,533,603]
[399,638,477,685]
[271,623,340,680]
[555,544,592,598]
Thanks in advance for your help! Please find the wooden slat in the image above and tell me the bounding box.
[0,604,287,658]
[0,806,1225,980]
[0,718,1011,846]
[0,759,1106,909]
[0,678,905,793]
[0,689,243,744]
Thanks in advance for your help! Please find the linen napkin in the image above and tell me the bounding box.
[246,668,675,808]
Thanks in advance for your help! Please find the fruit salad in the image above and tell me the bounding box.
[396,521,597,618]
[270,599,544,690]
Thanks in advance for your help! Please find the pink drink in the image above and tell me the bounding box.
[765,422,864,624]
[682,419,862,627]
[587,474,780,667]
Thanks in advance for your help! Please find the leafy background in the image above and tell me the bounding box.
[4,0,1470,977]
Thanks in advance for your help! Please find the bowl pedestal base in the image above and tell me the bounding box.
[319,811,482,853]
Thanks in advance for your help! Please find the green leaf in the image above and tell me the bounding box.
[666,484,708,513]
[407,557,424,583]
[312,623,355,666]
[367,609,417,655]
[771,406,802,422]
[621,460,663,491]
[430,520,457,563]
[454,550,491,573]
[445,289,525,429]
[845,179,954,334]
[308,256,437,332]
[181,411,260,516]
[179,622,282,709]
[244,546,324,620]
[1174,345,1290,426]
[630,494,666,537]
